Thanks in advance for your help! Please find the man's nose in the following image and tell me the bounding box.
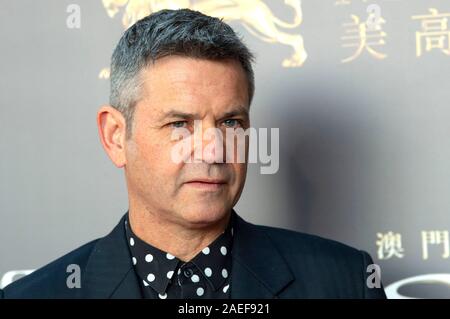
[192,121,225,164]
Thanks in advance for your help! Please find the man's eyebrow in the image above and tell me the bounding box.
[158,106,249,122]
[220,107,250,119]
[158,110,198,121]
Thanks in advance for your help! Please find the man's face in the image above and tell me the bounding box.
[124,56,250,228]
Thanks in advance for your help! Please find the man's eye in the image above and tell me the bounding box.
[223,119,241,128]
[170,121,187,128]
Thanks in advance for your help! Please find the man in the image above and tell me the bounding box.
[1,9,385,299]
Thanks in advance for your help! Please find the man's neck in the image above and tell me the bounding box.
[128,208,232,262]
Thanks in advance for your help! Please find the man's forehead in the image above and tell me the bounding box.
[137,56,250,118]
[137,86,249,120]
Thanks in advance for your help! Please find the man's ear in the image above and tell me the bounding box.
[97,105,127,168]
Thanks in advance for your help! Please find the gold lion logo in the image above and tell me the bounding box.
[99,0,307,78]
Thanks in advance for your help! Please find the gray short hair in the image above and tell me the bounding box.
[109,9,255,136]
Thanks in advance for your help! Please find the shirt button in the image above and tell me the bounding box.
[183,268,194,278]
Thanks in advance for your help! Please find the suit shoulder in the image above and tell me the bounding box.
[3,239,99,298]
[248,223,385,298]
[255,224,365,263]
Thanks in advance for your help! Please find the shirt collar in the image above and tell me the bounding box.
[124,213,234,295]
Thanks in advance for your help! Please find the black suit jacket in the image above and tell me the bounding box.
[1,212,386,299]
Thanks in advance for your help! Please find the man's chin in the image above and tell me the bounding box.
[177,206,231,227]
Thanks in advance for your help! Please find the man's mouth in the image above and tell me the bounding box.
[185,179,227,191]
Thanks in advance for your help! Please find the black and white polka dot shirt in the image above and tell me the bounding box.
[124,214,234,299]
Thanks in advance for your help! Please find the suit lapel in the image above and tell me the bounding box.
[82,214,143,299]
[230,213,295,298]
[81,211,294,299]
